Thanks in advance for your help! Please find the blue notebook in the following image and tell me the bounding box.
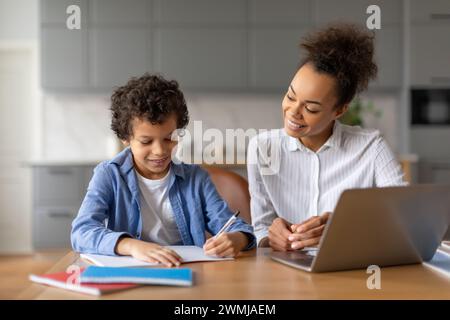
[80,266,193,287]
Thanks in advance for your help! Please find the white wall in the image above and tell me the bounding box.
[0,0,38,41]
[0,0,39,253]
[40,91,402,161]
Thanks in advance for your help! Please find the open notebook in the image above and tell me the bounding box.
[80,245,234,267]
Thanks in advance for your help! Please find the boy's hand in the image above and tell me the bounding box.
[115,237,182,267]
[288,212,331,250]
[203,232,248,258]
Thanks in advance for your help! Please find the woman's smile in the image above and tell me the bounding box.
[286,118,308,131]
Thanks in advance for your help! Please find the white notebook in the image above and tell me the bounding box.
[80,245,233,267]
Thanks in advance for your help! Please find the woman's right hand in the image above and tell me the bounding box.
[115,237,182,267]
[268,217,294,251]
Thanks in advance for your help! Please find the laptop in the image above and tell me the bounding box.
[270,185,450,273]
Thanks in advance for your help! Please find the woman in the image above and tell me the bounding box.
[247,23,407,251]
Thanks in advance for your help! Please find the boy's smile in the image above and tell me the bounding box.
[125,115,178,180]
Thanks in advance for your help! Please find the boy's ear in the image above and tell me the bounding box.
[121,139,130,146]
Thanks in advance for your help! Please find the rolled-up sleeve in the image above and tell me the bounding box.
[373,136,409,187]
[247,137,278,246]
[71,164,131,255]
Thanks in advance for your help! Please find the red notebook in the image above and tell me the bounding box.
[29,267,139,296]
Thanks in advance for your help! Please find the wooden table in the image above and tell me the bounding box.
[18,248,450,300]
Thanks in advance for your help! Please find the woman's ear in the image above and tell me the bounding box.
[334,104,349,119]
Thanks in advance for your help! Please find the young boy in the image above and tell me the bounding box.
[71,74,255,267]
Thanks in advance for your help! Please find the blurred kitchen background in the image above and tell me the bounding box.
[1,0,450,253]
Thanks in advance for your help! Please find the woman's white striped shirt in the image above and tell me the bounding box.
[247,121,407,245]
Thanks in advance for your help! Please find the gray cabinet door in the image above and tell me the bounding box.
[34,207,78,248]
[249,0,312,25]
[411,0,450,23]
[315,0,403,25]
[41,28,88,89]
[90,28,151,88]
[154,28,247,89]
[314,0,403,89]
[411,25,450,87]
[249,27,309,89]
[371,26,402,88]
[41,0,88,25]
[154,0,246,24]
[33,166,85,207]
[89,0,151,25]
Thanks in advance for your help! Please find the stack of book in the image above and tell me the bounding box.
[29,266,193,296]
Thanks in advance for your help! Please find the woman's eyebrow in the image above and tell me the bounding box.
[289,85,322,106]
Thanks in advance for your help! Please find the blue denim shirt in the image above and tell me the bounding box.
[71,147,256,255]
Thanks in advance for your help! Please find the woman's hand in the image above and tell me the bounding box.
[203,232,248,258]
[115,237,182,267]
[288,212,331,250]
[268,217,294,251]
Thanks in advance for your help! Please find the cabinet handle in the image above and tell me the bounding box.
[47,168,73,175]
[430,13,450,20]
[431,77,450,84]
[48,212,73,218]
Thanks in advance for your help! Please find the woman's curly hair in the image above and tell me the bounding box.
[300,23,378,107]
[110,73,189,141]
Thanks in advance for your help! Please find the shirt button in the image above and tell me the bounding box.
[136,233,140,238]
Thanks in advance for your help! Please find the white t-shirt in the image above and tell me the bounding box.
[135,168,182,245]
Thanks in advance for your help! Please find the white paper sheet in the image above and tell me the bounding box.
[80,245,234,267]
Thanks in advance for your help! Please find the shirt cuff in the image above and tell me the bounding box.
[255,229,269,247]
[99,231,133,256]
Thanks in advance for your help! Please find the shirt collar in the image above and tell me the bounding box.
[322,120,342,149]
[286,121,342,153]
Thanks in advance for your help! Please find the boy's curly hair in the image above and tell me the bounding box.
[110,73,189,141]
[300,23,378,107]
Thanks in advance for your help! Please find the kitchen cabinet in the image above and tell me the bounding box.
[153,0,246,25]
[315,0,403,89]
[410,0,450,87]
[90,0,150,25]
[410,0,450,24]
[32,164,95,249]
[418,160,450,185]
[41,27,88,89]
[410,25,450,87]
[315,0,403,25]
[154,28,247,89]
[40,0,408,91]
[248,27,309,89]
[41,0,88,25]
[248,0,312,25]
[370,26,403,88]
[90,28,151,88]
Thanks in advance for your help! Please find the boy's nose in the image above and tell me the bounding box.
[152,142,165,156]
